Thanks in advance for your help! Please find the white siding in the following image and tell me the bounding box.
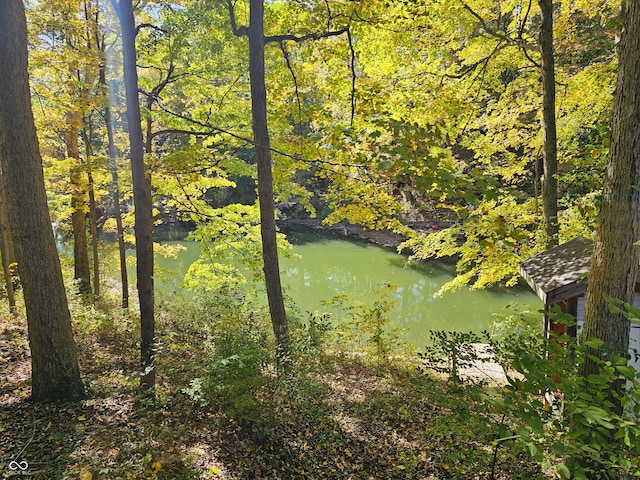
[577,295,585,326]
[574,294,639,371]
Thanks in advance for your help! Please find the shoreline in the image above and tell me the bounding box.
[276,218,407,249]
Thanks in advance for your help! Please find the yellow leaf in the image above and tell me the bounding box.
[77,416,87,421]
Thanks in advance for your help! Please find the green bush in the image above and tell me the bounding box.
[418,308,640,478]
[324,284,405,365]
[490,303,544,374]
[287,308,333,363]
[418,329,490,382]
[182,289,272,429]
[487,313,640,479]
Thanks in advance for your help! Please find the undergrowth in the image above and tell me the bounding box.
[0,286,547,479]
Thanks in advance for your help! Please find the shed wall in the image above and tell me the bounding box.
[576,295,640,371]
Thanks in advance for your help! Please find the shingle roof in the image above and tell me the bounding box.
[519,237,593,305]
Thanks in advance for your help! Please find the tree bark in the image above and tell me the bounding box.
[580,0,640,404]
[0,181,16,313]
[538,0,559,248]
[248,0,291,372]
[66,110,92,295]
[106,120,129,310]
[0,0,85,402]
[87,168,100,297]
[79,0,101,298]
[112,0,155,392]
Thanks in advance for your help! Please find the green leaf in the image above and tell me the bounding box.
[463,191,479,204]
[557,463,571,479]
[574,466,589,480]
[521,410,544,436]
[616,365,636,380]
[525,442,537,457]
[583,337,605,350]
[586,374,608,385]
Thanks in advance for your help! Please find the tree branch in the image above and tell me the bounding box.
[461,2,509,43]
[347,28,356,125]
[518,0,533,39]
[150,99,366,171]
[135,23,167,36]
[150,128,220,140]
[227,0,248,37]
[279,42,304,138]
[461,1,540,68]
[442,46,504,80]
[264,27,348,44]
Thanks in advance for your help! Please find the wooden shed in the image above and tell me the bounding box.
[518,237,640,371]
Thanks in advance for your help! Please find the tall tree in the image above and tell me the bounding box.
[112,0,156,392]
[29,0,97,296]
[227,0,352,371]
[247,0,291,371]
[538,0,559,247]
[100,61,129,309]
[82,0,103,298]
[0,0,85,401]
[66,108,92,295]
[580,0,640,400]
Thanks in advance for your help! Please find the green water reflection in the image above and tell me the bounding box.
[121,228,542,348]
[279,229,542,348]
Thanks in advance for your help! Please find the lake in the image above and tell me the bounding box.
[118,227,542,348]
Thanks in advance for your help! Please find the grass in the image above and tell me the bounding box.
[0,297,543,480]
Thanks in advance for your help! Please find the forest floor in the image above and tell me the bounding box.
[0,307,544,480]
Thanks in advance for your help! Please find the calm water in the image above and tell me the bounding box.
[278,229,541,347]
[120,228,542,348]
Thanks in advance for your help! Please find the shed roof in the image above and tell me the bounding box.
[519,237,593,305]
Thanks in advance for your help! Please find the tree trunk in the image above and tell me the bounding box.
[81,124,101,298]
[98,48,129,309]
[538,0,559,248]
[87,170,100,297]
[113,0,155,392]
[0,0,85,402]
[0,181,16,313]
[81,0,101,298]
[248,0,291,372]
[580,0,640,406]
[107,128,129,310]
[66,110,92,295]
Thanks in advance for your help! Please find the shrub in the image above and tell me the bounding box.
[182,288,273,429]
[324,283,405,366]
[487,312,640,479]
[418,329,490,382]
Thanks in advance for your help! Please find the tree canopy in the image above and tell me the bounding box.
[20,0,620,297]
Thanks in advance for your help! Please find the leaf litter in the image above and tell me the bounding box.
[0,314,543,479]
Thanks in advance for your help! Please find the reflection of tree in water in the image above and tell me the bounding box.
[278,235,542,347]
